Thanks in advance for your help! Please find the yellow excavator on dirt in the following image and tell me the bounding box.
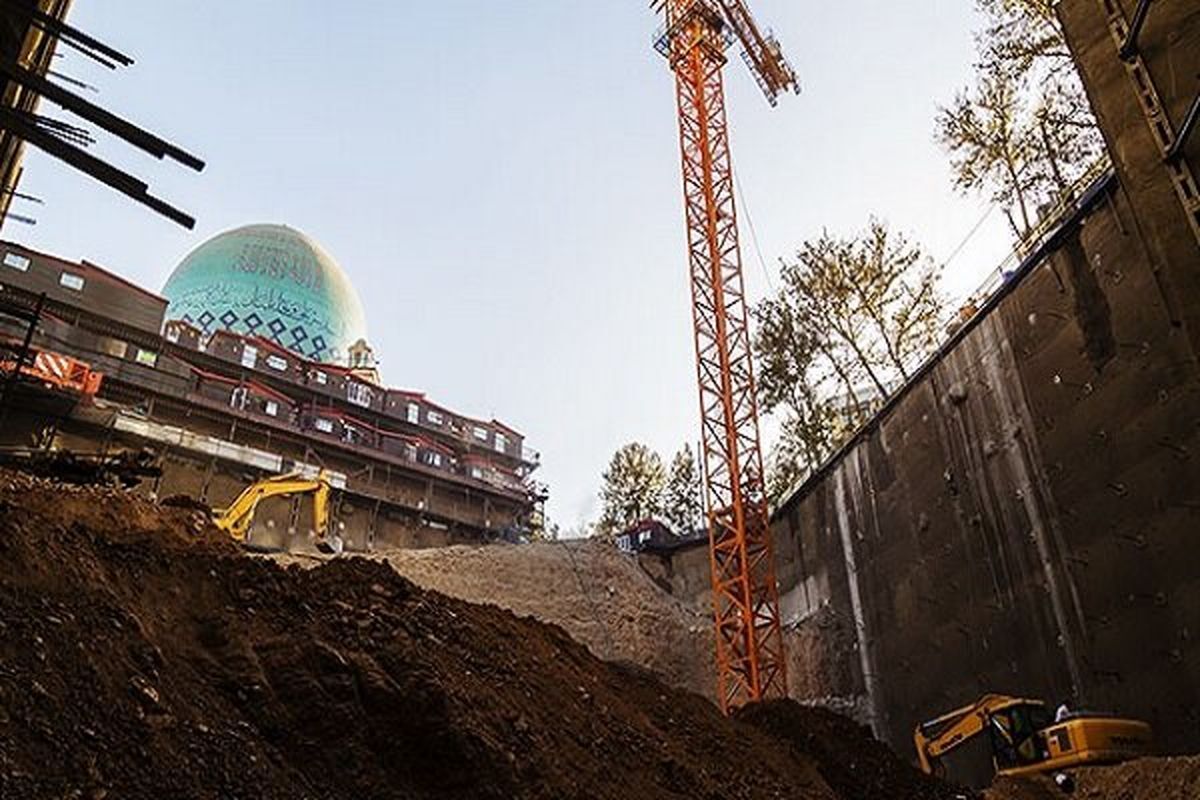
[211,469,344,555]
[914,694,1152,782]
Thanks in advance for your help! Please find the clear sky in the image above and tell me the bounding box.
[12,1,1013,529]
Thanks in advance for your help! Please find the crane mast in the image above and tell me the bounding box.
[651,0,798,712]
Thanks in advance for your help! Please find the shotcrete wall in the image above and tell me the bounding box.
[767,0,1200,761]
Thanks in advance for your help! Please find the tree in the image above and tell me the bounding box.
[527,517,559,543]
[753,220,946,502]
[597,443,666,538]
[936,64,1041,235]
[975,0,1072,79]
[937,1,1105,238]
[662,446,704,536]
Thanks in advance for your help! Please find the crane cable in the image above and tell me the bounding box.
[734,170,775,293]
[941,203,996,271]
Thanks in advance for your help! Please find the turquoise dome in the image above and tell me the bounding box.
[162,224,367,365]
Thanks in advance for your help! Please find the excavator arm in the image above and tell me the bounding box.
[212,470,342,554]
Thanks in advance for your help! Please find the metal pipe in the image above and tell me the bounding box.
[0,58,205,171]
[0,106,196,228]
[1,3,134,68]
[1119,0,1153,61]
[1166,91,1199,163]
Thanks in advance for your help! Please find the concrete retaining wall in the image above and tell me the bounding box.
[768,0,1200,763]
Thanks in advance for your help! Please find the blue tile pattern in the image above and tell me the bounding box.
[161,224,368,365]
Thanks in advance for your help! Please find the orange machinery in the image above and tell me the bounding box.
[650,0,799,712]
[1,343,103,396]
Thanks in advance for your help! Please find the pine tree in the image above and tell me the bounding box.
[597,443,666,538]
[663,446,704,536]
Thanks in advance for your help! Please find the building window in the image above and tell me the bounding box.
[134,348,158,367]
[427,410,444,425]
[3,252,30,272]
[265,355,288,372]
[404,443,418,462]
[423,451,443,468]
[407,403,420,424]
[313,370,327,385]
[165,326,181,343]
[101,338,128,359]
[473,426,489,442]
[314,418,334,433]
[469,466,484,479]
[494,433,507,454]
[59,272,85,291]
[347,382,372,408]
[342,424,357,443]
[264,400,279,417]
[230,387,248,410]
[241,345,257,368]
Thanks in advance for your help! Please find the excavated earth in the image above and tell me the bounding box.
[340,538,717,700]
[0,470,934,799]
[983,756,1200,800]
[0,469,1195,799]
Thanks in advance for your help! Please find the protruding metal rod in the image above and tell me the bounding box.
[0,59,205,171]
[47,69,97,93]
[0,106,195,228]
[32,113,94,147]
[1119,0,1154,61]
[0,186,43,203]
[1,3,134,68]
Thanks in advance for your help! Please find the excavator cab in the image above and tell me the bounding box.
[987,701,1053,770]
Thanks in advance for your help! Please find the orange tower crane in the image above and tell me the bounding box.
[651,0,799,712]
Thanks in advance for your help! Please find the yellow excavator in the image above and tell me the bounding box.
[914,694,1152,782]
[211,469,344,555]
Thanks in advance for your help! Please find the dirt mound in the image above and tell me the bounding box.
[737,700,974,800]
[344,538,717,699]
[984,756,1200,800]
[1,470,848,799]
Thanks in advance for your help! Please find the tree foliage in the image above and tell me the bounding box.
[753,220,945,502]
[662,445,704,536]
[936,0,1104,237]
[597,443,666,538]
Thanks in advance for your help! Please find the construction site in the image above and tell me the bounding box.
[0,0,1197,798]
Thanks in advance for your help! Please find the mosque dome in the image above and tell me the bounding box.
[161,224,368,365]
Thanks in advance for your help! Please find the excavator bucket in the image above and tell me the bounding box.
[315,520,346,556]
[315,533,344,556]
